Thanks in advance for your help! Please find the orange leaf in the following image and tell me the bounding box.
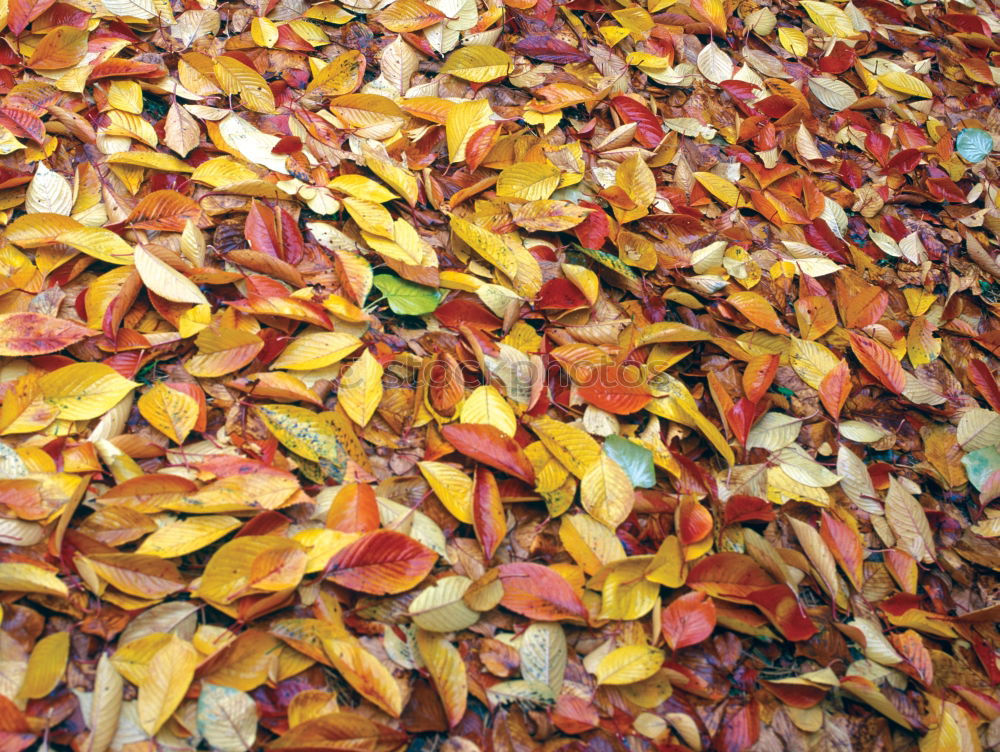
[848,331,906,395]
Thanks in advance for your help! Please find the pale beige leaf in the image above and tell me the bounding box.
[884,476,936,563]
[134,245,208,305]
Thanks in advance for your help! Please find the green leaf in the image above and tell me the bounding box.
[372,274,443,316]
[604,435,655,488]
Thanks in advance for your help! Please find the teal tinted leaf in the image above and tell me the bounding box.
[956,128,993,163]
[962,446,1000,490]
[373,274,443,316]
[604,435,655,488]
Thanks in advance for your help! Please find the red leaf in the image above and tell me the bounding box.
[610,96,665,149]
[573,201,610,248]
[745,585,818,641]
[968,360,1000,413]
[713,701,760,752]
[575,364,652,415]
[847,331,906,395]
[0,312,94,356]
[513,36,590,64]
[726,397,759,447]
[723,495,775,527]
[818,41,856,74]
[8,0,56,35]
[326,530,437,595]
[661,591,716,651]
[441,423,536,484]
[246,201,281,258]
[498,563,588,622]
[473,466,506,561]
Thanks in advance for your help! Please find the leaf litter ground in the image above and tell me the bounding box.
[0,0,999,750]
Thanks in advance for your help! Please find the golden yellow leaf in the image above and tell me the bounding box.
[415,629,467,727]
[418,461,474,523]
[496,162,561,201]
[460,385,517,437]
[440,45,512,82]
[137,515,242,558]
[137,383,198,444]
[137,636,199,736]
[39,363,138,421]
[338,350,384,427]
[594,645,665,685]
[581,453,634,528]
[19,632,69,699]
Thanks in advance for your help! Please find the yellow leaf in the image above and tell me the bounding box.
[199,536,306,605]
[445,98,493,163]
[214,56,276,113]
[800,0,855,36]
[617,154,656,208]
[694,171,740,206]
[879,71,933,99]
[418,461,474,523]
[19,632,69,699]
[530,415,602,479]
[185,327,264,378]
[363,148,418,207]
[324,637,404,717]
[251,17,279,48]
[138,383,198,444]
[460,385,517,437]
[647,373,735,465]
[26,163,73,215]
[496,162,561,201]
[328,94,405,140]
[450,215,518,278]
[338,350,384,427]
[581,453,634,528]
[778,27,808,56]
[39,363,138,421]
[105,110,158,147]
[105,152,196,173]
[328,174,397,203]
[343,196,394,239]
[271,332,362,370]
[137,515,242,558]
[440,45,512,83]
[0,562,67,597]
[137,636,199,736]
[415,630,467,727]
[885,476,936,563]
[559,513,627,575]
[594,645,665,685]
[254,405,348,477]
[307,50,366,95]
[599,558,659,619]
